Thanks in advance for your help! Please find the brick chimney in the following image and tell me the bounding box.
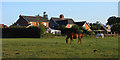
[59,14,64,19]
[19,14,22,17]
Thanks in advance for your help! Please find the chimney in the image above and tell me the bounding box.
[59,14,64,19]
[19,14,22,17]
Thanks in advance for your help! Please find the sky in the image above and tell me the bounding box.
[2,2,118,26]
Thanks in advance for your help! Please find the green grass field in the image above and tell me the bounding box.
[2,36,118,58]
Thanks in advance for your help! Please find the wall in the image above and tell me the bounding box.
[83,23,91,30]
[41,22,49,28]
[28,22,37,26]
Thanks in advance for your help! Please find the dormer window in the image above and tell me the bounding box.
[44,23,47,26]
[70,25,72,28]
[83,24,86,28]
[17,24,19,26]
[30,22,33,25]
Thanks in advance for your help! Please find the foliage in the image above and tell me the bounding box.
[2,28,40,38]
[9,26,26,28]
[107,16,120,25]
[29,23,46,37]
[90,21,101,30]
[111,23,120,34]
[39,24,46,36]
[57,25,66,30]
[41,33,55,38]
[71,25,83,34]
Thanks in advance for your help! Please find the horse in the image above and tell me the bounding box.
[96,33,104,38]
[66,32,83,44]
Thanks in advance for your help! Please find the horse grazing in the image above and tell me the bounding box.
[66,32,83,44]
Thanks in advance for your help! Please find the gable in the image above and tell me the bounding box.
[16,17,28,26]
[83,22,91,30]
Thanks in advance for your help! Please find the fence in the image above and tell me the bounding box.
[104,34,119,37]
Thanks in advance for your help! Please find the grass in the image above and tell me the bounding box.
[2,36,118,58]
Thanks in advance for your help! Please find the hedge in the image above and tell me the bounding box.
[2,28,40,38]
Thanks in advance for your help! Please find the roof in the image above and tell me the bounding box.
[103,25,112,28]
[21,15,49,22]
[51,17,75,26]
[0,24,8,28]
[51,17,73,21]
[75,21,86,26]
[101,25,111,32]
[56,20,74,26]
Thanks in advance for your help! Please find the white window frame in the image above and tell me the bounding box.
[44,23,47,26]
[30,22,33,25]
[70,25,72,28]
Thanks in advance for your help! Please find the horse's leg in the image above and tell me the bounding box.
[79,37,82,44]
[70,35,73,44]
[66,36,69,44]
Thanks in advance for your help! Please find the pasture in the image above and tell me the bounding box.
[2,36,118,58]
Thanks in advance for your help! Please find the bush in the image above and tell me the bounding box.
[41,33,55,38]
[38,23,46,36]
[71,25,83,34]
[2,28,40,38]
[9,26,26,28]
[111,23,120,34]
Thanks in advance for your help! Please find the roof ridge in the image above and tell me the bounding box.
[51,17,73,19]
[22,15,43,18]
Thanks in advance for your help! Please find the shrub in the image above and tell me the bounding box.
[41,33,55,38]
[71,25,83,34]
[9,26,26,28]
[111,23,120,34]
[2,28,40,38]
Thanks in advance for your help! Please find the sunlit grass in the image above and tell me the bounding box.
[2,36,118,58]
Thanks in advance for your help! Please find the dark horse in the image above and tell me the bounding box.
[66,32,83,44]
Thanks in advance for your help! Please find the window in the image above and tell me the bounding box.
[44,23,47,26]
[70,25,72,28]
[17,24,19,26]
[83,25,86,28]
[30,22,33,25]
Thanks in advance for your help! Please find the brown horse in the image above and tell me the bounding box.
[66,33,83,44]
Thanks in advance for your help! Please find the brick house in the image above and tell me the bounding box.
[99,25,113,34]
[49,14,75,28]
[75,21,91,31]
[16,14,49,28]
[0,24,8,28]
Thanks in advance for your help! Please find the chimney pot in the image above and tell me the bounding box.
[59,14,64,19]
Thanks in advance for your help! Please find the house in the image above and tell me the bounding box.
[75,21,91,31]
[99,25,113,34]
[49,14,75,28]
[47,28,61,35]
[15,14,49,28]
[0,24,8,28]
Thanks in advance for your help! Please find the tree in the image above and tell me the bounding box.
[111,23,120,34]
[107,16,118,25]
[71,25,83,34]
[90,21,101,30]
